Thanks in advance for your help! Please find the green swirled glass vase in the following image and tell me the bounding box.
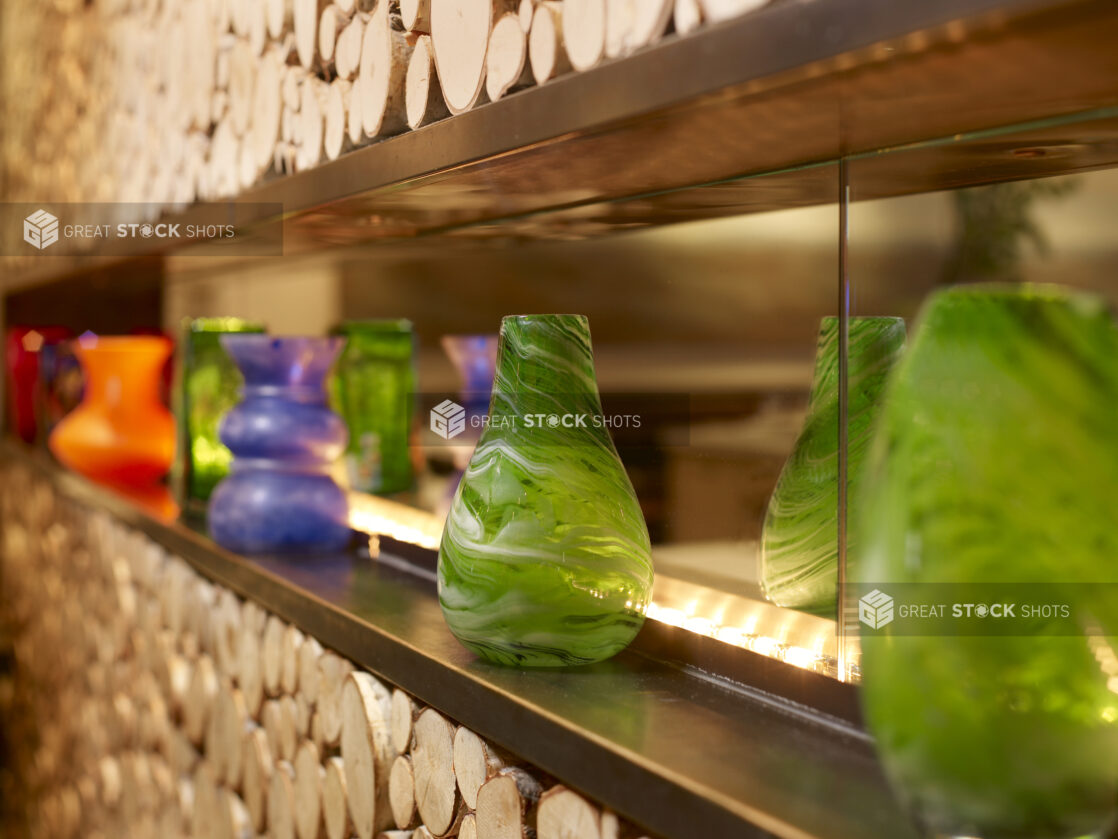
[438,314,654,667]
[856,285,1118,838]
[760,316,906,616]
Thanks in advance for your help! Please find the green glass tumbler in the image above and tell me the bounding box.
[172,317,265,509]
[438,314,654,667]
[855,285,1118,838]
[330,320,415,495]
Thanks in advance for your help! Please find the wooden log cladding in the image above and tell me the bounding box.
[0,462,656,839]
[1,0,777,206]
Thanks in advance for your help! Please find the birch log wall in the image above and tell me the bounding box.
[0,0,774,213]
[0,457,657,839]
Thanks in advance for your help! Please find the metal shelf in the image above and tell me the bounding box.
[2,442,912,839]
[6,0,1118,290]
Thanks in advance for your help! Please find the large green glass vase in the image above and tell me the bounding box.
[760,317,906,616]
[855,285,1118,838]
[438,315,654,667]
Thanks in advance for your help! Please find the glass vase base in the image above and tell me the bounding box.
[209,470,351,554]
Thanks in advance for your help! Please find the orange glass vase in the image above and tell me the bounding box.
[49,336,176,486]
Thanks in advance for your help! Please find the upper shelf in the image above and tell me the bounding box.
[8,0,1118,288]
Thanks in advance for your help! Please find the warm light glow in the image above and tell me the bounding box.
[642,580,848,675]
[346,492,443,550]
[783,646,818,669]
[649,605,687,628]
[716,626,747,646]
[683,616,717,637]
[751,636,780,658]
[21,330,43,352]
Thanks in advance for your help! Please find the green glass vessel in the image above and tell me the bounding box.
[438,314,654,667]
[760,316,906,616]
[172,317,266,508]
[855,285,1118,838]
[329,320,415,494]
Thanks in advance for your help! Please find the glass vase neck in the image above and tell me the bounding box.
[491,315,602,417]
[220,335,343,397]
[77,336,171,410]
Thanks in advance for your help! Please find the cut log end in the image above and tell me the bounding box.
[528,2,570,86]
[322,756,353,839]
[563,0,606,71]
[269,760,298,839]
[476,770,541,839]
[537,785,602,839]
[452,727,507,811]
[485,13,532,102]
[401,0,431,32]
[412,709,458,836]
[405,34,449,130]
[388,755,417,830]
[341,671,395,839]
[518,0,534,32]
[294,740,326,839]
[673,0,702,35]
[430,0,516,114]
[360,2,412,137]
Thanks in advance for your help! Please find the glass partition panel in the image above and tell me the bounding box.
[845,114,1118,834]
[336,170,845,674]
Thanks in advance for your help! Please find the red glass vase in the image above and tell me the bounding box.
[5,326,72,443]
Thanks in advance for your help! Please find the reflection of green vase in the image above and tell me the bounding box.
[856,285,1118,838]
[760,317,905,616]
[438,315,654,667]
[329,320,415,494]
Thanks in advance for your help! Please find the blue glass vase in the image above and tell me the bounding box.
[208,336,351,554]
[441,334,499,424]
